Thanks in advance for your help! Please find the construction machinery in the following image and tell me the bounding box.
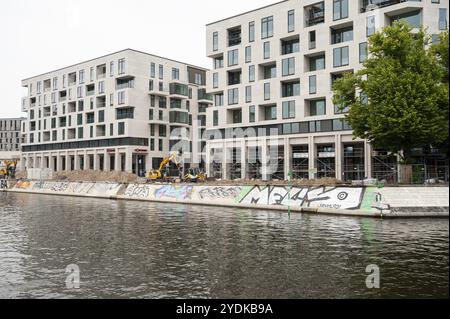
[0,161,17,179]
[183,168,206,183]
[147,153,182,182]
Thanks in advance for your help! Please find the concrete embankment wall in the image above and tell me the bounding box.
[3,180,449,218]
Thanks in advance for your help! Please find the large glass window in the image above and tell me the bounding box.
[310,55,325,71]
[261,16,274,39]
[249,22,255,42]
[264,105,277,121]
[282,57,295,76]
[367,16,376,36]
[439,8,448,30]
[359,42,368,63]
[249,105,256,123]
[288,10,295,32]
[228,49,239,66]
[228,88,239,105]
[263,42,270,59]
[390,10,422,28]
[333,0,348,21]
[245,46,252,63]
[331,26,353,44]
[281,38,300,55]
[245,86,252,103]
[282,101,295,119]
[305,2,325,27]
[213,32,219,51]
[281,81,300,97]
[333,46,349,67]
[309,75,317,94]
[310,99,326,116]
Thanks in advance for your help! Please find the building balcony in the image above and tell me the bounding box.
[360,0,420,13]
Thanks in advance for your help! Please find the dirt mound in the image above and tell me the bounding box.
[54,170,139,183]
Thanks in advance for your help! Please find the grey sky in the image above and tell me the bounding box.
[0,0,275,118]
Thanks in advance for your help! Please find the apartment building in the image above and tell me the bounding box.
[21,49,211,176]
[205,0,449,181]
[0,117,25,166]
[0,118,25,152]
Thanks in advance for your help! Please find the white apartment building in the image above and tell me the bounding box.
[205,0,449,181]
[0,117,25,166]
[21,49,211,176]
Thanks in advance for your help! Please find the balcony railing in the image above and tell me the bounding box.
[361,0,420,13]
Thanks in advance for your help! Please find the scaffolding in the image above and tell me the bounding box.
[292,145,309,179]
[343,143,365,181]
[268,146,285,180]
[317,145,336,178]
[247,147,262,180]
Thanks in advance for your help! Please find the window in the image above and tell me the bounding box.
[249,65,255,82]
[228,70,242,85]
[282,57,295,76]
[98,81,105,94]
[309,31,316,49]
[305,2,325,27]
[232,109,242,124]
[263,42,271,59]
[264,64,276,79]
[282,81,300,97]
[439,9,448,30]
[172,68,180,80]
[195,73,203,85]
[249,105,256,123]
[228,49,239,66]
[310,99,326,116]
[228,88,239,105]
[214,56,224,69]
[118,122,125,135]
[213,110,219,126]
[331,26,353,44]
[79,70,85,84]
[90,67,94,82]
[159,97,167,108]
[309,75,317,94]
[53,77,58,90]
[261,16,273,39]
[264,83,270,100]
[110,62,114,77]
[282,101,295,119]
[367,16,376,36]
[228,26,241,46]
[150,63,156,78]
[213,32,219,51]
[215,94,224,107]
[245,86,252,103]
[333,0,348,21]
[288,10,295,32]
[333,46,349,67]
[264,105,277,121]
[118,58,125,75]
[159,65,164,80]
[98,110,105,122]
[118,91,125,105]
[359,42,368,63]
[245,46,252,63]
[116,108,134,120]
[249,21,255,42]
[310,54,325,71]
[159,125,167,137]
[281,38,300,55]
[390,10,422,28]
[213,73,219,88]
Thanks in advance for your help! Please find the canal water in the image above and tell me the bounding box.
[0,192,448,299]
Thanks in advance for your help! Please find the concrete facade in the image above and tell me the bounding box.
[20,49,211,176]
[0,117,25,168]
[204,0,449,181]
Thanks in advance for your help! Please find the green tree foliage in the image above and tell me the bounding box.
[333,22,449,162]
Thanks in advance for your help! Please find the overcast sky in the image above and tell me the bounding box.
[0,0,275,118]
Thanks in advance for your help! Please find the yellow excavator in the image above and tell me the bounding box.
[147,153,182,182]
[183,168,206,183]
[0,161,17,179]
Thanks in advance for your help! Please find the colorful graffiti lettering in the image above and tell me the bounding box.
[155,185,193,201]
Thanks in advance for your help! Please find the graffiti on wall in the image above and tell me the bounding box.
[33,181,69,192]
[198,186,242,200]
[0,180,7,189]
[124,184,151,199]
[15,181,31,189]
[239,186,364,210]
[154,185,194,201]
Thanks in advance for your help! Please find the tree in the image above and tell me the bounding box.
[333,21,449,163]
